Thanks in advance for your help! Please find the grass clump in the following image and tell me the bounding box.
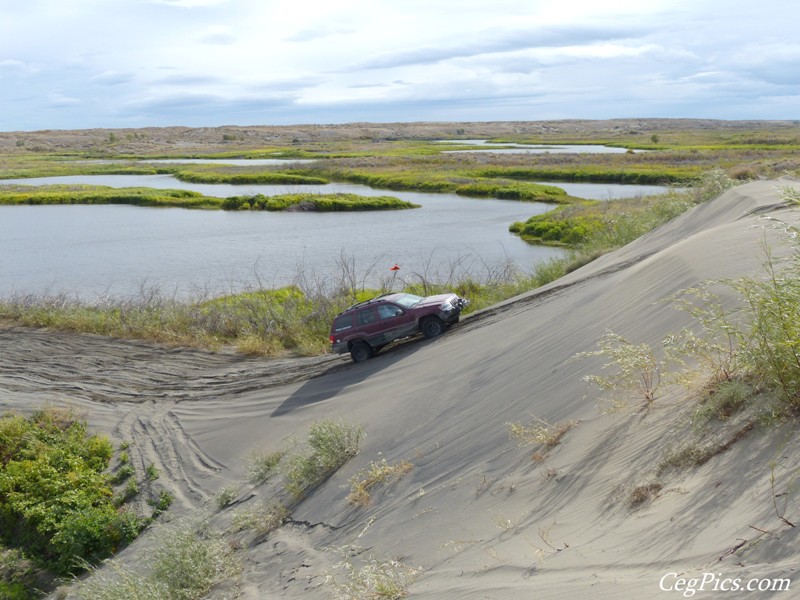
[657,422,755,475]
[231,501,288,536]
[75,522,239,600]
[347,459,414,507]
[246,449,285,485]
[110,463,135,485]
[627,482,663,508]
[284,420,363,499]
[214,485,239,510]
[326,548,422,600]
[507,417,577,449]
[692,378,754,426]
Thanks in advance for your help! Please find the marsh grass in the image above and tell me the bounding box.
[510,169,734,251]
[0,184,416,212]
[0,251,573,356]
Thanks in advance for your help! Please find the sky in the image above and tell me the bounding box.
[1,0,798,131]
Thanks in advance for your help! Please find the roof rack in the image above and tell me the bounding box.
[343,293,395,312]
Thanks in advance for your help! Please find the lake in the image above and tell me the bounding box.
[438,140,640,154]
[0,175,674,299]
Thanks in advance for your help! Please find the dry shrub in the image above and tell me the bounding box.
[347,459,414,507]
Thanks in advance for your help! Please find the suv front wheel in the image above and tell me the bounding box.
[349,341,374,363]
[420,316,446,338]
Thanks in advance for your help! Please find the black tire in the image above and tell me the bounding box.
[349,341,373,363]
[420,316,446,338]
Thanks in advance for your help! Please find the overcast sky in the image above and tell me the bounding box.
[1,0,798,131]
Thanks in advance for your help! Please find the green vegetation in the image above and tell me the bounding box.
[220,192,419,211]
[576,332,667,406]
[75,523,240,600]
[507,417,578,449]
[231,501,288,536]
[0,256,575,355]
[0,185,418,212]
[0,408,146,583]
[246,449,286,484]
[674,225,800,414]
[327,548,422,600]
[283,419,363,499]
[0,185,220,209]
[174,170,328,185]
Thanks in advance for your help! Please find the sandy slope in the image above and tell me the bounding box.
[2,179,800,598]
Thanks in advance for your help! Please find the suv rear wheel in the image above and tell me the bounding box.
[420,316,446,338]
[349,341,373,363]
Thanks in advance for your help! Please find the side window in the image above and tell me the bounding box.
[358,308,378,325]
[333,314,354,332]
[378,304,404,319]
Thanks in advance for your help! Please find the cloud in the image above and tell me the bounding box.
[198,27,237,45]
[123,92,299,123]
[149,0,230,7]
[90,70,133,85]
[47,92,83,107]
[154,74,227,86]
[0,59,39,75]
[286,25,357,43]
[349,23,646,70]
[730,43,800,86]
[1,0,798,129]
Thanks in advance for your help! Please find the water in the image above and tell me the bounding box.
[438,140,639,154]
[0,177,560,298]
[0,175,674,299]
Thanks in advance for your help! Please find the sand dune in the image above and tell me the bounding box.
[2,179,799,598]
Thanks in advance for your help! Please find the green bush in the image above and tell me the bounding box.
[0,409,145,576]
[676,228,800,412]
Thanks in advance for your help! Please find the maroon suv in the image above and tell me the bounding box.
[330,292,469,362]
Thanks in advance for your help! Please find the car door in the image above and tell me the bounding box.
[376,302,417,343]
[356,307,384,346]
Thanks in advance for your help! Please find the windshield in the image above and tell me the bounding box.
[393,293,424,308]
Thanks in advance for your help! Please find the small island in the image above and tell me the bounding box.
[0,185,420,212]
